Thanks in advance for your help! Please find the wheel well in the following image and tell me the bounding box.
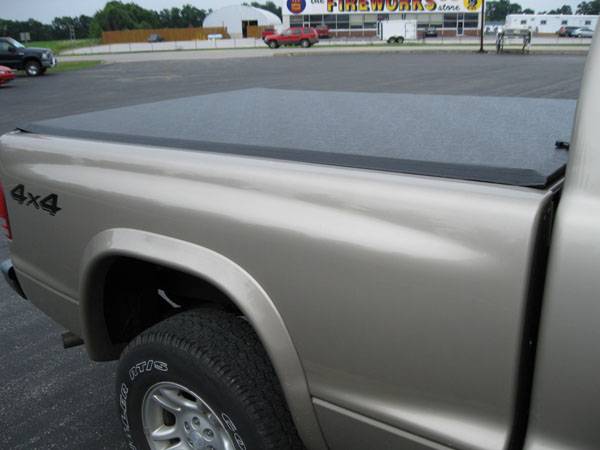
[100,256,242,353]
[23,57,41,66]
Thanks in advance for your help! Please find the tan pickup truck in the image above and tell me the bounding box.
[0,36,599,450]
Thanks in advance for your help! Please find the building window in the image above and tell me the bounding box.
[444,13,458,29]
[290,15,302,27]
[540,20,547,25]
[464,13,478,28]
[336,14,350,30]
[416,13,443,29]
[349,15,364,29]
[308,14,324,27]
[561,20,568,25]
[520,20,527,25]
[324,14,336,29]
[364,14,378,30]
[585,20,592,25]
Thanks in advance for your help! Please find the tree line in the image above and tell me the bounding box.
[0,1,278,41]
[487,0,599,21]
[0,2,209,40]
[576,0,600,14]
[0,0,598,41]
[242,2,282,19]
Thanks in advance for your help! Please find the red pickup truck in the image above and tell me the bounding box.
[264,27,319,49]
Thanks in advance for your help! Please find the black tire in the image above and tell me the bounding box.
[268,40,279,49]
[396,36,405,44]
[24,60,42,77]
[300,39,310,48]
[116,308,304,450]
[387,36,396,44]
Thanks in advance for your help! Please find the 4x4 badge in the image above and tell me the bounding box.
[10,184,61,216]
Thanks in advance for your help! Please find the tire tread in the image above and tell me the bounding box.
[121,308,305,450]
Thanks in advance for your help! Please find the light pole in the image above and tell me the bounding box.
[479,0,487,53]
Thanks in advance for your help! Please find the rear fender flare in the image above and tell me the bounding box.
[79,228,327,450]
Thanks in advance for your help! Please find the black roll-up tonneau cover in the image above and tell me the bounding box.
[19,88,574,189]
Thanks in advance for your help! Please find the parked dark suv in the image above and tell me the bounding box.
[0,37,57,76]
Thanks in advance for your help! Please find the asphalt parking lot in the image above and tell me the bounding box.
[0,52,587,449]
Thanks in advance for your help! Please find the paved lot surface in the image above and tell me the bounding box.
[0,52,586,136]
[0,53,587,449]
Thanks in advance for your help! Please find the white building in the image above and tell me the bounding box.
[203,5,282,38]
[282,0,484,38]
[505,14,598,34]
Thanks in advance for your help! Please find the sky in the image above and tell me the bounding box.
[0,0,584,23]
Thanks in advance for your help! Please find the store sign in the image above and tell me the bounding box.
[285,0,482,14]
[287,0,307,13]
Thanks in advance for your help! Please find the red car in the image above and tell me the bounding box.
[261,27,277,40]
[0,65,16,86]
[264,27,319,49]
[315,25,330,39]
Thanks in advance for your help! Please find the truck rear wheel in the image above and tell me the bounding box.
[24,60,42,77]
[396,37,405,44]
[300,39,310,48]
[387,37,396,44]
[116,308,304,450]
[268,40,279,49]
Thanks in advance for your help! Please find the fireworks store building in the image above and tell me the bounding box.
[282,0,484,37]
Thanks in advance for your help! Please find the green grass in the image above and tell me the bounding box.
[26,39,100,55]
[48,60,102,73]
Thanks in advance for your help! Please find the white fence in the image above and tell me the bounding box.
[62,35,593,55]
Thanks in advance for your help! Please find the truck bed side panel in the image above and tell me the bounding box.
[0,132,552,450]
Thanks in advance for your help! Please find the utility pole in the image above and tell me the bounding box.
[479,0,487,53]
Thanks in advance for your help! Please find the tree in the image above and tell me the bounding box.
[180,4,207,27]
[0,18,55,40]
[243,1,283,20]
[90,1,173,35]
[576,0,600,14]
[90,1,138,32]
[486,1,524,22]
[50,16,92,39]
[169,7,184,27]
[1,1,213,40]
[546,5,573,14]
[523,8,535,13]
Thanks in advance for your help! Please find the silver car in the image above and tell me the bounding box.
[573,27,594,38]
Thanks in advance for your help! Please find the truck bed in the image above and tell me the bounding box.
[19,88,574,189]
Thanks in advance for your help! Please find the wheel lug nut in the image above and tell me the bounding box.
[192,416,201,427]
[203,428,214,439]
